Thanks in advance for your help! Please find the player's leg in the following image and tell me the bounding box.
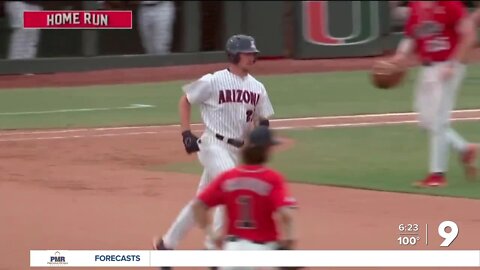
[22,3,42,59]
[137,5,154,54]
[416,62,470,186]
[161,170,209,249]
[5,1,28,59]
[199,144,239,250]
[150,2,175,55]
[160,139,237,250]
[441,62,467,152]
[440,63,477,178]
[23,28,41,59]
[426,64,464,182]
[414,67,437,131]
[413,65,446,186]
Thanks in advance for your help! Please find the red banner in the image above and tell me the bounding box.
[23,11,132,29]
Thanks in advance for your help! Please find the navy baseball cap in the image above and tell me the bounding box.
[247,126,280,147]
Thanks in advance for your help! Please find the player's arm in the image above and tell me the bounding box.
[271,175,298,249]
[179,95,199,154]
[192,199,211,232]
[390,1,415,66]
[451,13,477,64]
[255,86,275,127]
[192,198,222,248]
[192,175,225,248]
[179,95,192,132]
[179,75,213,154]
[276,206,296,249]
[392,38,415,64]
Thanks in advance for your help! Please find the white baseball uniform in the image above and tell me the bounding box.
[137,1,175,55]
[5,1,42,59]
[163,68,275,250]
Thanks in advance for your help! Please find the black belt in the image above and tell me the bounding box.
[225,236,269,245]
[215,134,244,148]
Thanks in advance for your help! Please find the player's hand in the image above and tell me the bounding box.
[181,130,200,154]
[277,238,296,250]
[390,54,407,68]
[373,54,406,76]
[212,232,224,249]
[206,228,224,249]
[277,240,304,270]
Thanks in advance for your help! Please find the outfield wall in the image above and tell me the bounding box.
[0,1,476,75]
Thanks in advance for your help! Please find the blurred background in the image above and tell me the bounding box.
[0,1,478,61]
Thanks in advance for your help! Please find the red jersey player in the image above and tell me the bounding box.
[193,126,297,257]
[390,1,478,187]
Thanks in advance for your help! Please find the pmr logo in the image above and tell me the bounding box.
[48,251,68,265]
[302,1,380,46]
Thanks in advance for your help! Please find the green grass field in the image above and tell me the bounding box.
[157,123,480,199]
[3,66,480,198]
[2,65,480,129]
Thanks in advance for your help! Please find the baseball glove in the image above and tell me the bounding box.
[370,59,407,89]
[181,130,200,154]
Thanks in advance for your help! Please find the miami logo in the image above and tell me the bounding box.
[302,1,380,46]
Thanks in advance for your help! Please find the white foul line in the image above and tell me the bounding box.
[2,108,480,137]
[0,104,154,116]
[1,112,480,142]
[270,108,480,121]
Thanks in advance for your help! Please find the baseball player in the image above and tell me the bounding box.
[136,1,175,55]
[153,34,275,264]
[192,125,297,270]
[5,1,43,59]
[389,1,478,187]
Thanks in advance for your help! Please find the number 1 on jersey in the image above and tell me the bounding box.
[235,195,257,229]
[246,110,254,123]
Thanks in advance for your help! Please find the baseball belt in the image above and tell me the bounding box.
[215,134,244,148]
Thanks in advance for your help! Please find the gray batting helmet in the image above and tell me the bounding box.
[225,34,260,63]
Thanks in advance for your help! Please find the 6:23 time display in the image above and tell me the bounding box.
[398,224,419,232]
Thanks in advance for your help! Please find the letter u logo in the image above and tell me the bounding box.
[303,1,380,46]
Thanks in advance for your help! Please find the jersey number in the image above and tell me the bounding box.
[235,195,257,229]
[426,37,450,53]
[246,110,254,123]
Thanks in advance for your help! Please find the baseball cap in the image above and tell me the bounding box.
[247,126,280,147]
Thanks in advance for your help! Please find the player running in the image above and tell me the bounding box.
[153,34,275,262]
[193,126,297,270]
[389,1,478,187]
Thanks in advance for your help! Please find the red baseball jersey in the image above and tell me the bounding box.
[197,164,297,243]
[404,1,467,62]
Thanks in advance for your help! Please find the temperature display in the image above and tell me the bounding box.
[398,235,420,246]
[397,223,421,246]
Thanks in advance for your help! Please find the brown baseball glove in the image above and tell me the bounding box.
[370,59,407,89]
